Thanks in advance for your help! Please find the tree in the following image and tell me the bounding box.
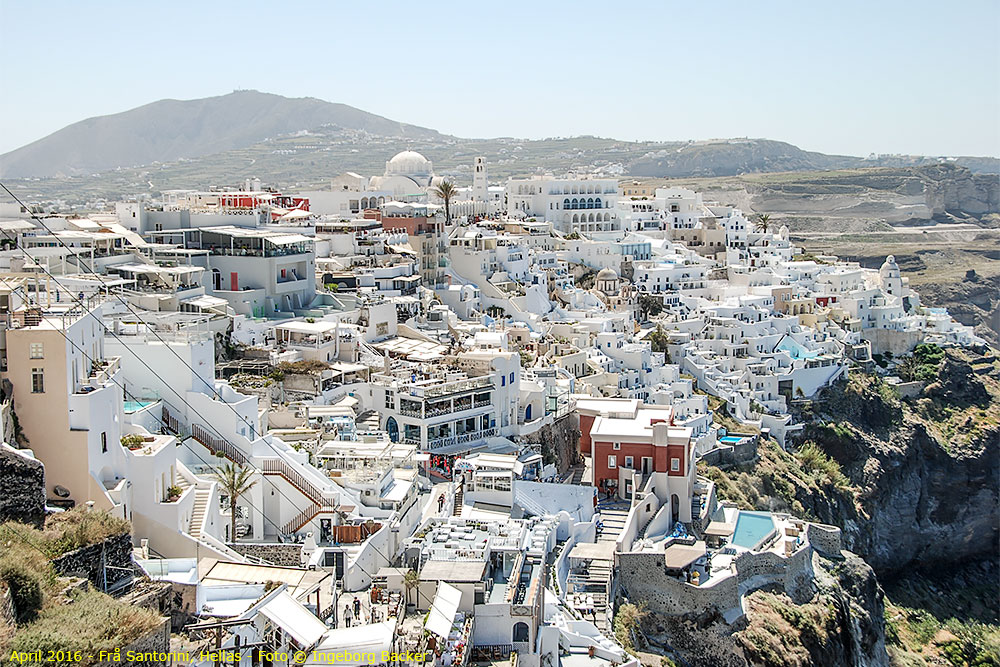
[754,213,772,234]
[638,293,663,321]
[432,180,458,224]
[403,568,420,607]
[212,462,256,543]
[613,601,648,652]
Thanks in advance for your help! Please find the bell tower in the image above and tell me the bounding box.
[472,157,488,201]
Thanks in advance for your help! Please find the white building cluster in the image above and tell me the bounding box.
[0,156,984,667]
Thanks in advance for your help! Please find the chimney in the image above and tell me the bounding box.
[652,422,668,445]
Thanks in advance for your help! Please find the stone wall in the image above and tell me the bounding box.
[807,523,843,557]
[619,539,817,619]
[618,551,740,617]
[51,533,133,590]
[227,542,304,567]
[94,617,171,667]
[699,437,758,469]
[1,581,15,635]
[0,445,45,527]
[892,380,925,399]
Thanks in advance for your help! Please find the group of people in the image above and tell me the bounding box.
[342,595,383,627]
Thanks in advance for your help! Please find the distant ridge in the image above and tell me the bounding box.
[1,91,996,181]
[0,90,443,178]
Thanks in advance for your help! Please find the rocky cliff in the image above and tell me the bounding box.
[797,350,999,574]
[703,350,998,575]
[638,552,888,667]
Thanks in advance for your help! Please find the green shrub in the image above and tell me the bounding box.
[1,563,43,623]
[120,433,144,450]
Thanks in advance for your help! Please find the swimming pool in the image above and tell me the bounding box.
[719,435,746,444]
[731,511,776,550]
[124,400,156,413]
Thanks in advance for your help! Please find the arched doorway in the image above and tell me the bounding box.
[385,417,399,443]
[512,622,529,644]
[524,404,532,422]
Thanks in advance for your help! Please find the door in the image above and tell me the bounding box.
[641,457,653,475]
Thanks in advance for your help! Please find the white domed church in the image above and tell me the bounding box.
[369,150,445,200]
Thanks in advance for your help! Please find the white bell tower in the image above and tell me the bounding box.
[472,157,488,202]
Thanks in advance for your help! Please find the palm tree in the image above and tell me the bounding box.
[403,568,420,607]
[432,181,458,224]
[754,213,772,234]
[212,462,256,543]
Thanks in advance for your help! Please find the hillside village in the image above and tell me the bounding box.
[0,151,990,666]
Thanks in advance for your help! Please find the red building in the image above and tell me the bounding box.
[588,406,696,522]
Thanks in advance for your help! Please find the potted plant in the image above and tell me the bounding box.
[121,433,145,450]
[166,485,183,502]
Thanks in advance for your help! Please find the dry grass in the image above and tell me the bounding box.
[5,589,162,664]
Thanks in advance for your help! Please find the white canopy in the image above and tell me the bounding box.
[305,621,395,666]
[425,581,462,639]
[258,591,327,648]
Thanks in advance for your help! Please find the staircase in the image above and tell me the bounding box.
[452,487,464,516]
[596,505,629,543]
[189,489,210,538]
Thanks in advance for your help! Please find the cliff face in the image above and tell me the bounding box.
[797,352,1000,574]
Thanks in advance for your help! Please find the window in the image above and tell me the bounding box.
[101,432,107,453]
[613,442,621,450]
[624,456,634,469]
[608,455,617,469]
[29,343,43,359]
[671,457,680,472]
[31,368,44,393]
[510,372,514,384]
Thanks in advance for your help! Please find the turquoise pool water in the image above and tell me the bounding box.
[124,400,156,413]
[719,435,746,444]
[731,511,776,549]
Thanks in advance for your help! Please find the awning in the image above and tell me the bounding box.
[181,294,230,310]
[258,591,328,648]
[664,541,707,570]
[305,621,395,666]
[425,581,463,639]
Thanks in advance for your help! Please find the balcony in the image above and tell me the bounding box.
[75,356,121,394]
[427,427,497,450]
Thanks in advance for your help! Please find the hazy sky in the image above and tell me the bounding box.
[1,0,998,157]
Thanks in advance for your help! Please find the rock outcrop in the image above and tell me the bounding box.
[639,552,889,667]
[0,445,45,528]
[798,354,999,574]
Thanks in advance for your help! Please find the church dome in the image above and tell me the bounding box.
[596,267,618,282]
[386,150,433,177]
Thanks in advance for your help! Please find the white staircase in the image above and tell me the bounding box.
[189,489,210,538]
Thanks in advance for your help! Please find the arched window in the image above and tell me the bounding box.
[587,198,594,209]
[385,417,399,443]
[378,196,385,205]
[571,186,578,195]
[595,197,602,208]
[513,622,529,644]
[563,198,570,210]
[572,214,579,223]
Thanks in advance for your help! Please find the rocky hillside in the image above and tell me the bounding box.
[703,349,999,575]
[636,551,888,667]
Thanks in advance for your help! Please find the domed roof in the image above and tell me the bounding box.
[386,150,432,176]
[596,268,619,281]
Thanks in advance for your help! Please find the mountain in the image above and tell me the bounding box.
[627,138,864,177]
[0,90,443,178]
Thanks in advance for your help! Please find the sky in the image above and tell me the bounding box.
[1,0,998,157]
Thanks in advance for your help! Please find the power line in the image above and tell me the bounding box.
[0,193,403,579]
[0,227,296,543]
